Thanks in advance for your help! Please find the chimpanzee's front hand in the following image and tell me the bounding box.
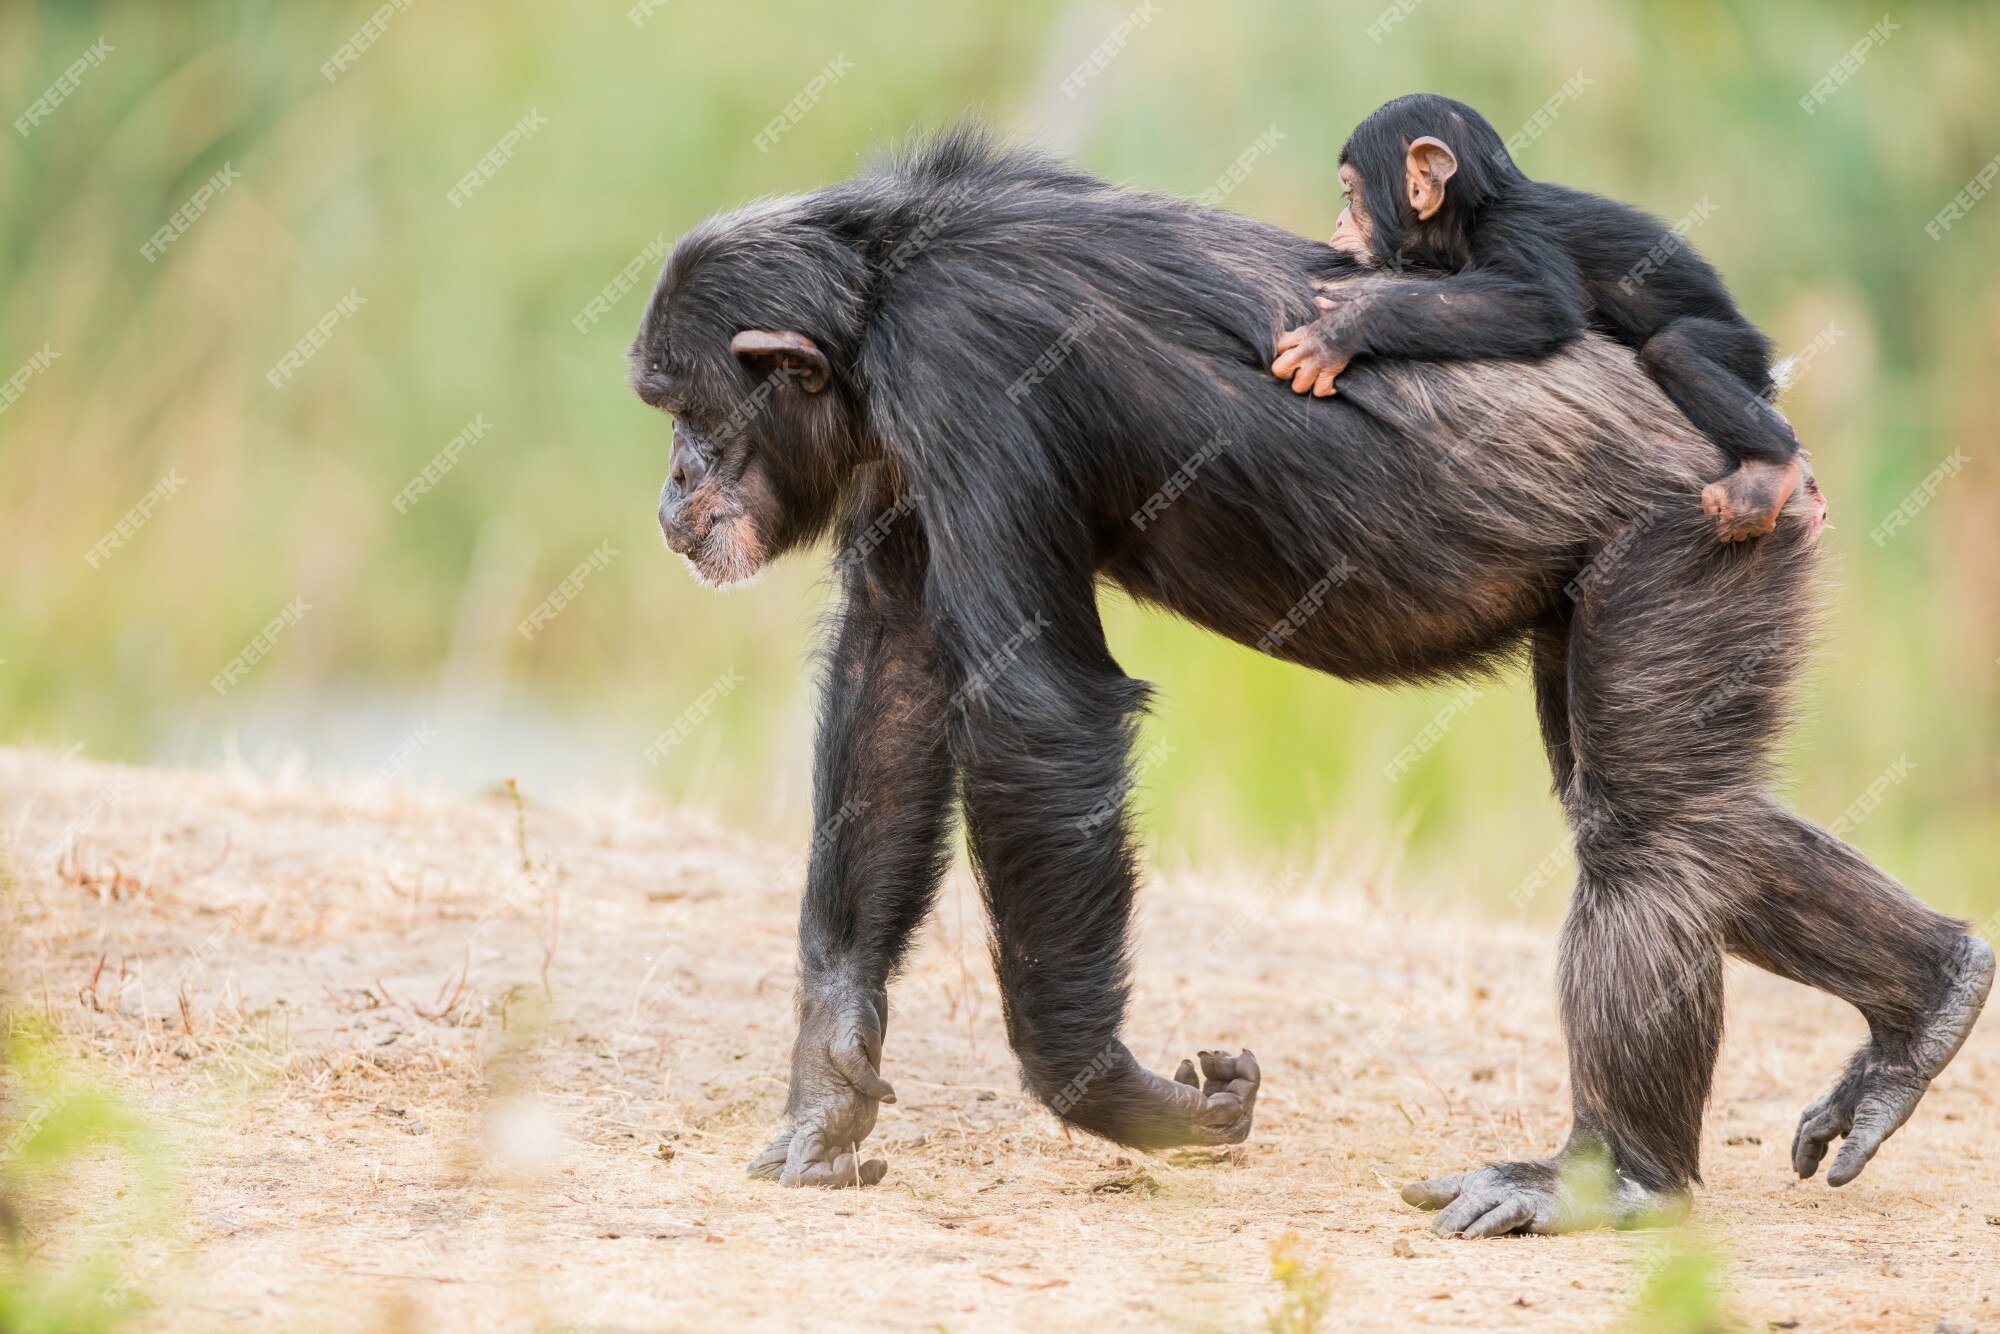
[748,984,895,1188]
[1271,296,1359,397]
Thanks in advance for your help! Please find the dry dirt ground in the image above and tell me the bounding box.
[2,745,1996,1332]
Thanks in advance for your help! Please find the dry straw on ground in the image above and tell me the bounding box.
[1,746,1994,1331]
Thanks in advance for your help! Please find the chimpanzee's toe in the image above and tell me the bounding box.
[1795,934,1994,1186]
[1406,1157,1686,1237]
[1702,456,1803,542]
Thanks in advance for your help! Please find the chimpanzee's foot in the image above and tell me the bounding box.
[748,986,894,1188]
[1794,934,1995,1186]
[1700,455,1803,542]
[1167,1048,1262,1144]
[1402,1157,1689,1238]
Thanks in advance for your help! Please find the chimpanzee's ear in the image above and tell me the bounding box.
[730,329,830,393]
[1404,136,1458,221]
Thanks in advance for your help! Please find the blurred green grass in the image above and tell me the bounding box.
[1,0,1995,917]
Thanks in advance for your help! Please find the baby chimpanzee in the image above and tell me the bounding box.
[1272,94,1808,541]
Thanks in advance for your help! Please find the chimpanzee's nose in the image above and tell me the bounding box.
[669,445,705,494]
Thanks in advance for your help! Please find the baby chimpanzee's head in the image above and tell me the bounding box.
[1335,93,1525,271]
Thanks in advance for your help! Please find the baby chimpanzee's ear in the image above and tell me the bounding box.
[730,329,830,393]
[1404,136,1459,221]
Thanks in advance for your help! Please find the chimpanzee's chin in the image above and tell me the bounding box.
[684,531,766,589]
[687,554,764,590]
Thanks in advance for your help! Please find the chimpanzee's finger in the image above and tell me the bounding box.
[792,1151,854,1187]
[1199,1049,1261,1104]
[831,1039,895,1103]
[748,1130,793,1180]
[778,1127,827,1186]
[791,1151,886,1188]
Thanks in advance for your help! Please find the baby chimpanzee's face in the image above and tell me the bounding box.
[1330,163,1375,262]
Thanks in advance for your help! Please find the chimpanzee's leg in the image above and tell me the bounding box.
[1725,804,1993,1186]
[1407,499,1812,1236]
[954,646,1259,1151]
[1530,613,1575,795]
[1637,316,1804,542]
[748,485,960,1188]
[1408,768,1723,1227]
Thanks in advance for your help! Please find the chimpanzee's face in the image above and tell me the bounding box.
[653,406,785,588]
[629,250,854,589]
[1330,163,1377,263]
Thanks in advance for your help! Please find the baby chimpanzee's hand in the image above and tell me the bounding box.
[1272,295,1358,397]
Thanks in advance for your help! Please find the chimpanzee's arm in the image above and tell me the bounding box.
[795,527,955,988]
[1274,231,1590,395]
[918,500,1259,1151]
[1331,259,1589,363]
[747,470,958,1188]
[857,282,1260,1153]
[945,606,1262,1150]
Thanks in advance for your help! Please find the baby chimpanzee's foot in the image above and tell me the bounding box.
[1700,455,1803,542]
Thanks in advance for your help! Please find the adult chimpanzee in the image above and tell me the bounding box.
[628,127,1992,1235]
[1271,94,1810,544]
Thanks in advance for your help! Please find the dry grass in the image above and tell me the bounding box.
[2,745,1995,1332]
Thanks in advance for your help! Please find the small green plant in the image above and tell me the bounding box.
[1618,1229,1732,1334]
[1265,1232,1334,1334]
[0,1024,173,1333]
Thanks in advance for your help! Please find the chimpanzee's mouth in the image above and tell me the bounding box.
[656,509,695,557]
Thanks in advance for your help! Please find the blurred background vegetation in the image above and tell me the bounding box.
[2,0,1996,921]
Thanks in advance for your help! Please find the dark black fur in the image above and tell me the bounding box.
[629,126,1989,1226]
[1326,93,1801,476]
